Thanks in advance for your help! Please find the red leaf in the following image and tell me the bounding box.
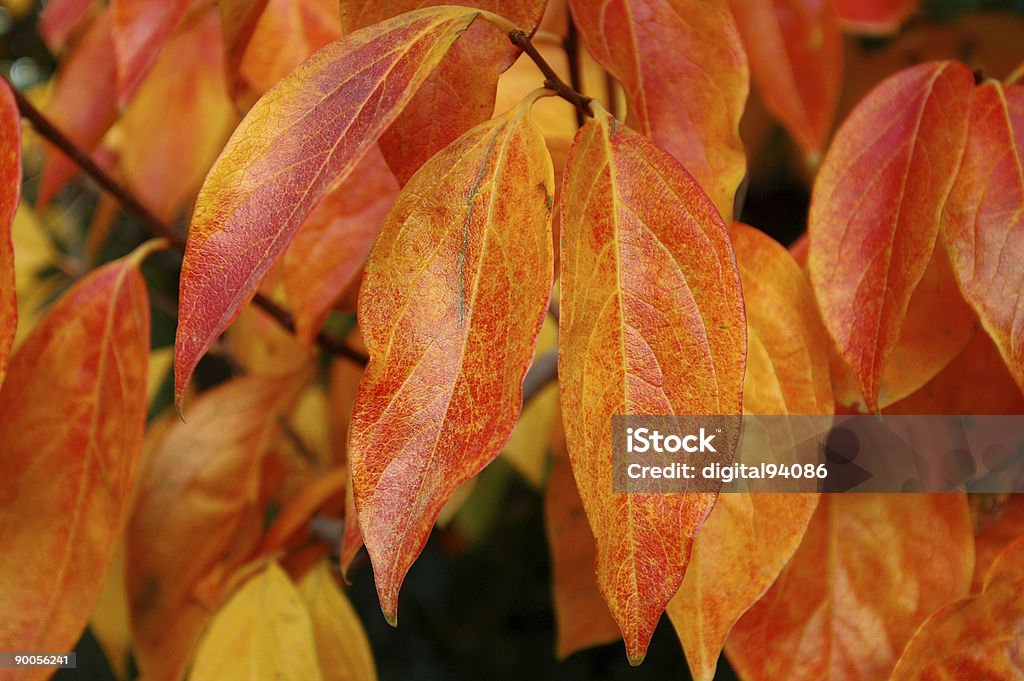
[0,253,150,675]
[174,6,483,405]
[568,0,749,221]
[349,98,554,623]
[0,80,20,387]
[808,61,974,410]
[942,80,1024,395]
[38,0,96,53]
[558,107,746,662]
[833,0,916,35]
[110,0,190,106]
[728,0,843,157]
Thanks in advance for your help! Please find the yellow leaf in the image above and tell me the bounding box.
[299,560,377,681]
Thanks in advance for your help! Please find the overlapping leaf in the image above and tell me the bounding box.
[808,61,974,410]
[127,372,307,681]
[668,223,829,681]
[110,0,190,105]
[119,6,237,222]
[0,80,19,387]
[558,107,745,662]
[218,0,271,100]
[283,147,398,343]
[340,0,547,185]
[174,6,483,404]
[350,97,554,623]
[726,494,974,681]
[890,534,1024,679]
[729,0,843,157]
[0,251,151,678]
[568,0,748,221]
[38,0,96,53]
[942,80,1024,394]
[190,562,323,681]
[299,560,378,681]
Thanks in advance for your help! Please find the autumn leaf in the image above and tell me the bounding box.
[349,94,554,623]
[341,0,547,185]
[38,0,96,53]
[558,106,745,662]
[545,429,621,659]
[568,0,748,221]
[728,0,843,158]
[726,494,974,681]
[119,6,237,222]
[126,371,308,681]
[942,80,1024,395]
[808,60,974,411]
[37,9,117,207]
[971,495,1024,594]
[0,249,151,677]
[833,0,916,35]
[890,533,1024,680]
[218,0,271,100]
[283,146,398,344]
[0,80,19,387]
[190,562,323,681]
[299,560,378,681]
[174,6,484,404]
[667,223,829,681]
[109,0,190,105]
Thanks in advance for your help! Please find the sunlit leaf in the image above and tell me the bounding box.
[110,0,190,105]
[668,223,829,681]
[726,494,974,681]
[0,80,19,387]
[299,560,378,681]
[568,0,749,221]
[350,95,554,623]
[942,80,1024,395]
[190,562,323,681]
[808,61,974,410]
[558,106,745,662]
[127,371,308,681]
[728,0,843,157]
[0,251,151,675]
[175,6,484,404]
[890,533,1024,680]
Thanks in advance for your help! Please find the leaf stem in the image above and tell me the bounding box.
[5,76,368,367]
[508,29,593,121]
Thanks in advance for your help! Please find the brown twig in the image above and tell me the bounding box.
[508,29,592,122]
[7,77,368,367]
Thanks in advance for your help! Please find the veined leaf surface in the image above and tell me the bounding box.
[942,80,1024,394]
[349,97,554,624]
[0,253,150,678]
[808,61,973,410]
[174,6,482,404]
[568,0,748,221]
[558,107,746,662]
[0,80,19,387]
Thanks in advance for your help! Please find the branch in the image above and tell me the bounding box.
[508,29,593,121]
[6,78,368,367]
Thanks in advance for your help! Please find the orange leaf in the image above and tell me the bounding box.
[0,80,19,387]
[890,533,1024,680]
[0,252,150,675]
[349,95,554,623]
[174,6,483,404]
[668,223,828,681]
[972,495,1024,594]
[568,0,749,221]
[257,466,347,559]
[808,61,974,411]
[110,0,190,105]
[218,0,270,100]
[728,0,843,158]
[38,10,117,207]
[342,0,547,185]
[833,0,916,35]
[283,146,398,343]
[38,0,96,53]
[126,372,307,681]
[942,80,1024,395]
[558,107,745,662]
[329,358,366,575]
[545,426,621,659]
[119,6,237,222]
[726,494,974,681]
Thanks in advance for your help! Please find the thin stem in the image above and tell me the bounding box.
[508,29,592,121]
[6,76,368,367]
